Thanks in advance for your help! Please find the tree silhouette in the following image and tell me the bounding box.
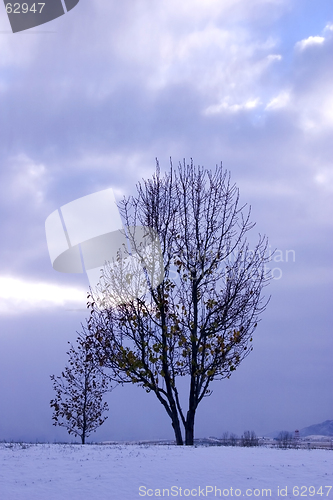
[50,329,110,444]
[87,160,271,445]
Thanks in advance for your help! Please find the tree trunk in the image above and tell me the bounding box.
[170,406,183,445]
[172,418,184,445]
[185,408,195,445]
[155,388,184,445]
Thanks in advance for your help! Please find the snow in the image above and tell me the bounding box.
[0,443,332,499]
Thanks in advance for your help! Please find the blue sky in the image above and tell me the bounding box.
[0,0,332,442]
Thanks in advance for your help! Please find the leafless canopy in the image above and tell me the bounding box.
[87,160,271,445]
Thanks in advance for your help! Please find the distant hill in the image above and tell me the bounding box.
[265,420,333,439]
[299,420,333,437]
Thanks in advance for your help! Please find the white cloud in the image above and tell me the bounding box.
[0,276,86,315]
[320,96,333,127]
[297,94,333,133]
[281,28,333,132]
[314,168,333,192]
[266,54,282,63]
[295,36,325,51]
[76,0,284,111]
[1,0,288,128]
[205,97,261,115]
[266,90,291,110]
[2,154,49,206]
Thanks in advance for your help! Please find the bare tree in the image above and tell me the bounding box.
[276,431,293,449]
[221,431,229,445]
[87,160,271,445]
[241,430,259,447]
[50,328,110,444]
[229,433,239,446]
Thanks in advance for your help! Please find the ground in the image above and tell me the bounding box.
[0,443,332,499]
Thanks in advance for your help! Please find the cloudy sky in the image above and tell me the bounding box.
[0,0,332,443]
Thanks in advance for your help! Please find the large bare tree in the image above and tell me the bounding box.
[86,160,271,445]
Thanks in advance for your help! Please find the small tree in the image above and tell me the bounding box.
[229,433,239,446]
[276,431,293,449]
[221,431,229,445]
[88,160,271,445]
[241,430,259,447]
[50,328,110,444]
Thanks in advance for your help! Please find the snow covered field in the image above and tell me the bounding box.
[0,443,332,500]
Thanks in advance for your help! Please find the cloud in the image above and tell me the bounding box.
[0,4,331,305]
[0,154,49,206]
[295,35,325,51]
[293,39,333,132]
[265,90,290,110]
[0,276,86,315]
[205,97,261,115]
[314,168,333,192]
